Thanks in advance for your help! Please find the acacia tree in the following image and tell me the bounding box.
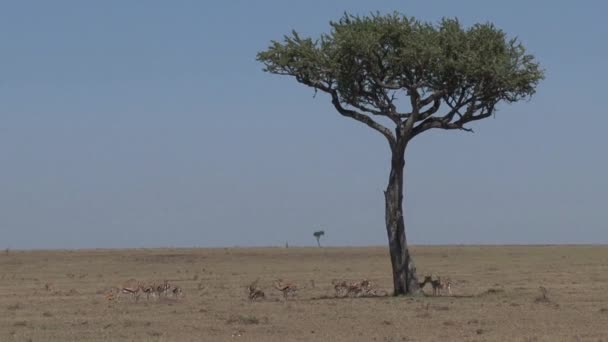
[257,13,543,295]
[313,230,325,247]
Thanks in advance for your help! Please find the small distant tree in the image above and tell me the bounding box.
[258,12,543,295]
[313,230,325,247]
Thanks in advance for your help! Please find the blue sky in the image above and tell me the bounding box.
[1,1,606,249]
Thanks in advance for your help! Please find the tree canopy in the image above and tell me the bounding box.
[257,12,543,148]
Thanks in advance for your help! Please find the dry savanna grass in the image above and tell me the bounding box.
[1,246,608,341]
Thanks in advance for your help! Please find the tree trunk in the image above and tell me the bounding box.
[384,144,420,295]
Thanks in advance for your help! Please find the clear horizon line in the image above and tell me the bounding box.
[4,243,607,252]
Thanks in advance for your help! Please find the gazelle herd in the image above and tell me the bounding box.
[106,273,452,304]
[107,280,183,302]
[245,273,453,302]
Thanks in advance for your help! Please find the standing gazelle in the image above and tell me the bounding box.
[420,276,452,296]
[273,279,298,299]
[141,283,155,300]
[119,285,141,301]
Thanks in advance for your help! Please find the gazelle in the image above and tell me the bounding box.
[357,279,374,295]
[346,280,366,297]
[420,276,452,296]
[332,279,377,297]
[439,277,452,295]
[119,285,141,301]
[155,280,171,298]
[274,279,298,299]
[170,285,183,298]
[332,280,349,297]
[248,280,266,301]
[140,283,156,300]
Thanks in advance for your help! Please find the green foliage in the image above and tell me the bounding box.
[257,12,543,139]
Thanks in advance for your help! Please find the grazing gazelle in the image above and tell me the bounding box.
[274,279,298,299]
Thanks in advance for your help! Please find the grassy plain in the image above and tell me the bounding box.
[1,246,608,341]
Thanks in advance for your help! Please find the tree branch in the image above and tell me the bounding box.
[346,89,401,123]
[291,76,399,146]
[410,102,494,138]
[442,91,469,122]
[453,105,494,127]
[401,88,421,138]
[330,92,396,148]
[371,75,403,90]
[419,89,447,107]
[416,98,442,121]
[410,117,473,137]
